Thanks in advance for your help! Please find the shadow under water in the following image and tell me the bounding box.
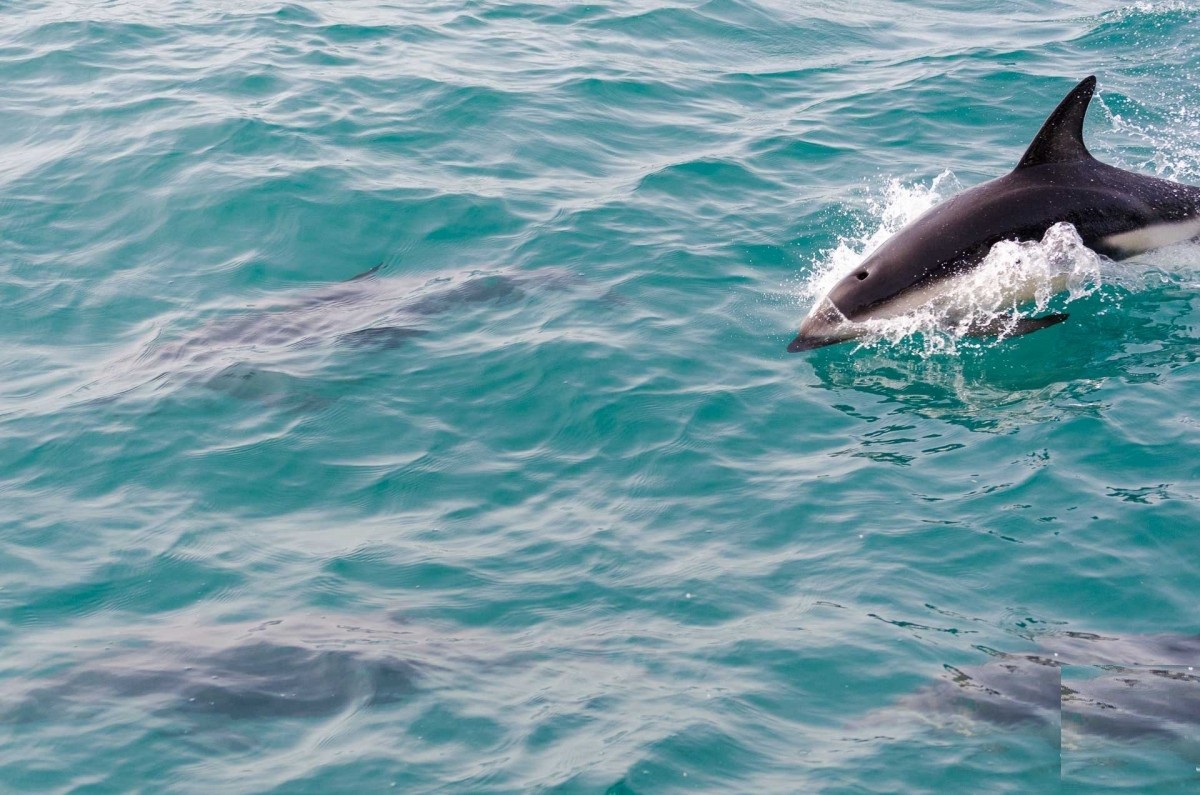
[2,614,427,725]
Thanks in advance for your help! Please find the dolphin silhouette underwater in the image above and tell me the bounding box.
[91,266,574,407]
[0,614,425,723]
[789,76,1200,352]
[867,632,1200,749]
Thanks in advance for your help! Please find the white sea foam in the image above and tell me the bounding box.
[799,171,959,313]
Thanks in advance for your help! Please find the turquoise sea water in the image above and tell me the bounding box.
[2,0,1200,791]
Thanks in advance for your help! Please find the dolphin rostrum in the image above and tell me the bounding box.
[789,76,1200,352]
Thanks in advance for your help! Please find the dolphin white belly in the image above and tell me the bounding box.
[1102,216,1200,256]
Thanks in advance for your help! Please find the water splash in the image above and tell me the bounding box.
[799,171,960,312]
[858,222,1105,355]
[1096,85,1200,183]
[797,173,1107,355]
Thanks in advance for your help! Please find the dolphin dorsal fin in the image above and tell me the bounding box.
[1015,76,1097,169]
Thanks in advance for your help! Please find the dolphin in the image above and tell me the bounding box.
[857,632,1200,751]
[0,615,422,723]
[72,265,581,409]
[789,76,1200,352]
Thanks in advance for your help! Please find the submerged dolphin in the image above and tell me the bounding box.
[877,632,1200,748]
[1,614,425,723]
[789,76,1200,352]
[81,265,579,408]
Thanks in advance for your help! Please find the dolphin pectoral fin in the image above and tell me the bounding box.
[787,333,847,352]
[963,312,1069,339]
[347,263,384,281]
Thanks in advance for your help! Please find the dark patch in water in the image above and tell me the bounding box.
[86,266,581,409]
[4,616,423,723]
[879,632,1200,747]
[405,274,525,315]
[337,326,429,349]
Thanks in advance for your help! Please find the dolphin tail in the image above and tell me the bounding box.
[963,312,1068,340]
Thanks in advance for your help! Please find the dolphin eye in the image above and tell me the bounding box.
[856,271,868,280]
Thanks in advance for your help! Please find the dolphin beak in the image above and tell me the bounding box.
[787,299,855,353]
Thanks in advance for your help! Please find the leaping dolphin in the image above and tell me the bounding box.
[789,76,1200,352]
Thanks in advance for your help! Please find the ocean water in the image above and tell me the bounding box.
[2,0,1200,792]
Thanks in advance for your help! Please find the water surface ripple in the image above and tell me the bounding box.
[1,1,1199,792]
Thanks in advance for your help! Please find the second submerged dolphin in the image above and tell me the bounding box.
[790,76,1200,352]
